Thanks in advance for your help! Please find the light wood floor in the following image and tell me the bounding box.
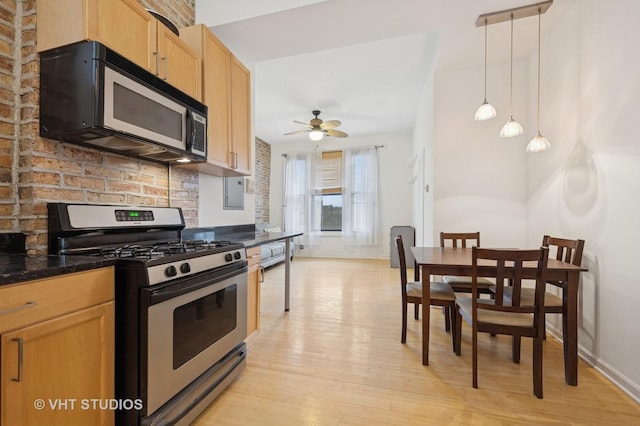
[194,258,640,425]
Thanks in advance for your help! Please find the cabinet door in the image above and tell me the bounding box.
[230,56,252,175]
[157,26,202,100]
[201,30,232,167]
[88,0,157,72]
[247,264,261,336]
[1,302,115,426]
[37,0,156,61]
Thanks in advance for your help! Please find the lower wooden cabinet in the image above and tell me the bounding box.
[0,267,115,426]
[246,247,261,337]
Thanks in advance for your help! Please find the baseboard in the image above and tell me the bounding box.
[546,324,640,404]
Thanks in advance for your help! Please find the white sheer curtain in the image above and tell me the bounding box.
[342,146,379,246]
[282,152,321,246]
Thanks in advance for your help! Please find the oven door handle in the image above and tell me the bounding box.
[147,264,247,306]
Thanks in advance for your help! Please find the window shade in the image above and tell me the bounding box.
[321,150,342,195]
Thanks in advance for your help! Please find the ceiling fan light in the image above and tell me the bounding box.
[309,130,324,141]
[500,117,523,138]
[526,132,551,152]
[474,101,497,121]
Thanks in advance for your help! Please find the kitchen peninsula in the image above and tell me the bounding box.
[182,226,303,311]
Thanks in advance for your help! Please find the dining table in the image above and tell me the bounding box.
[410,246,588,386]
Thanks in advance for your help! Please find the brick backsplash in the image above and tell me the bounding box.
[0,0,198,254]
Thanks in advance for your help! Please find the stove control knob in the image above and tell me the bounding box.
[180,263,191,273]
[225,253,233,262]
[165,265,177,277]
[234,251,241,260]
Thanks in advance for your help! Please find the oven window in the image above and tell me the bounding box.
[173,284,237,369]
[113,82,182,140]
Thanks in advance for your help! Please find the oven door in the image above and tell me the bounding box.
[142,264,247,416]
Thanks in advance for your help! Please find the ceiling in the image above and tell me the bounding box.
[196,0,574,144]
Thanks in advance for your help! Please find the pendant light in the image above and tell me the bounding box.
[475,18,496,121]
[526,8,551,152]
[500,14,523,138]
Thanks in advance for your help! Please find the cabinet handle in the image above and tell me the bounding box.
[153,51,160,76]
[234,152,239,169]
[0,300,36,315]
[161,57,168,80]
[12,338,24,382]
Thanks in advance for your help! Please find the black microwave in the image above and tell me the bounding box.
[40,41,207,164]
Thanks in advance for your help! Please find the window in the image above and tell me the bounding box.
[320,151,342,231]
[283,147,378,246]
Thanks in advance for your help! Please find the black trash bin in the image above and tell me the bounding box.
[390,226,415,268]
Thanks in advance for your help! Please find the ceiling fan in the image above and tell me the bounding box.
[284,110,348,141]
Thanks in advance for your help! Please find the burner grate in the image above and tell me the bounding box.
[96,240,239,259]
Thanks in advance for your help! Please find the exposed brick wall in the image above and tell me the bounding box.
[0,0,17,233]
[254,137,271,224]
[0,0,199,254]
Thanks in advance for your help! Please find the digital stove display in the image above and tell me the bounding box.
[115,209,155,222]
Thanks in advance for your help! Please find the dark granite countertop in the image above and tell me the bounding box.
[237,231,303,248]
[0,255,115,287]
[182,227,302,248]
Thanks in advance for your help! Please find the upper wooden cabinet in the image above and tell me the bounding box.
[230,56,252,175]
[36,0,201,100]
[179,24,252,176]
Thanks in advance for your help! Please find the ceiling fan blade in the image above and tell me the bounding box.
[293,120,312,127]
[326,129,348,138]
[284,129,310,135]
[320,120,341,129]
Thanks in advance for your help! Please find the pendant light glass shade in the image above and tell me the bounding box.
[527,8,550,152]
[500,118,524,138]
[500,14,523,138]
[526,132,551,152]
[475,101,497,121]
[475,19,496,121]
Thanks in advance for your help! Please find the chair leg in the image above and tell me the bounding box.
[512,335,522,363]
[454,308,462,356]
[401,302,408,344]
[442,306,453,334]
[448,306,456,352]
[490,292,496,337]
[533,335,544,399]
[414,303,420,320]
[472,323,478,388]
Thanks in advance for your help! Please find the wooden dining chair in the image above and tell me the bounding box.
[440,232,494,295]
[395,236,457,350]
[454,246,549,398]
[500,235,585,360]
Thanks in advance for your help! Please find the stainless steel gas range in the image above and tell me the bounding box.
[47,203,248,426]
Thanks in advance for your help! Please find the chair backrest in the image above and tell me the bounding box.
[440,232,481,248]
[542,235,584,266]
[542,235,584,286]
[472,247,549,322]
[395,235,408,287]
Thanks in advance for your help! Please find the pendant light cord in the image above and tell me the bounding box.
[483,18,488,102]
[509,14,514,118]
[536,9,541,132]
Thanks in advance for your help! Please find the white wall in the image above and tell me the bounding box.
[432,60,528,248]
[197,173,256,226]
[525,0,640,401]
[269,132,414,259]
